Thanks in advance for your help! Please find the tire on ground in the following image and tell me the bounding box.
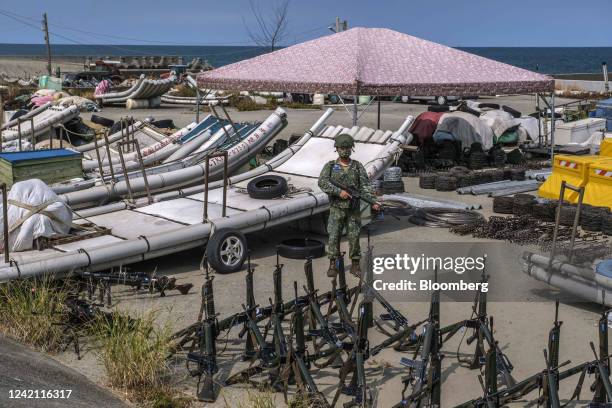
[247,175,288,199]
[206,228,248,273]
[151,119,175,129]
[90,115,115,128]
[277,238,326,259]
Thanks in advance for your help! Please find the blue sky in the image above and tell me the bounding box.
[0,0,611,47]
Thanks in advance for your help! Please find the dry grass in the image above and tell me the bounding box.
[92,309,189,406]
[229,389,277,408]
[0,278,68,351]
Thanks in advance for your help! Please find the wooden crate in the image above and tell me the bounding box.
[0,149,83,188]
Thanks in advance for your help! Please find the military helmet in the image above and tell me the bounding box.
[334,133,355,148]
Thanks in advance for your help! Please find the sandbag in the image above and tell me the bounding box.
[0,179,72,251]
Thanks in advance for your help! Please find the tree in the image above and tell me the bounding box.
[243,0,290,51]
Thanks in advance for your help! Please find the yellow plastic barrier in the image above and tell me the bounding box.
[583,158,612,209]
[538,154,600,202]
[601,138,612,157]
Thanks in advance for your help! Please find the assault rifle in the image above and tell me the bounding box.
[394,290,442,408]
[329,179,378,210]
[279,283,330,407]
[79,268,193,304]
[332,302,372,408]
[542,349,561,408]
[186,257,220,402]
[269,253,289,390]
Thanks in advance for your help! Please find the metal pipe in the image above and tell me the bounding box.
[203,155,210,222]
[93,133,106,183]
[522,252,612,307]
[1,183,8,264]
[116,141,134,203]
[353,95,358,126]
[222,151,228,217]
[103,130,116,182]
[132,139,152,204]
[377,97,381,130]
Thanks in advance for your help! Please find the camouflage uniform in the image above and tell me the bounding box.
[318,158,376,262]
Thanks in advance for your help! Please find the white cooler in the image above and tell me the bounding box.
[555,118,606,145]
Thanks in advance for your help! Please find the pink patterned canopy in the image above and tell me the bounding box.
[198,27,553,96]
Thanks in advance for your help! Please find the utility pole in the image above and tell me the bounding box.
[330,17,348,33]
[42,13,52,76]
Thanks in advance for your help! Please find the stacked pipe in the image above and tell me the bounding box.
[492,196,514,214]
[532,201,557,222]
[419,174,436,189]
[580,205,609,232]
[512,194,536,216]
[434,172,457,191]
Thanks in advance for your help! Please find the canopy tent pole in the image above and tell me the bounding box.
[550,92,555,163]
[377,97,381,129]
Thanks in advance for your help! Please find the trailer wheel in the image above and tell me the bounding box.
[435,96,447,106]
[247,175,288,199]
[277,238,326,259]
[206,229,247,273]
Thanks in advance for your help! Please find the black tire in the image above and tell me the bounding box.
[247,175,288,199]
[478,103,500,110]
[151,119,175,129]
[206,229,248,273]
[109,117,135,135]
[277,238,326,259]
[502,105,522,118]
[428,105,450,112]
[90,114,115,128]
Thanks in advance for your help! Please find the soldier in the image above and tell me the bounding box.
[318,133,380,278]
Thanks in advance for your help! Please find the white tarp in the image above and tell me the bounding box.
[0,179,72,251]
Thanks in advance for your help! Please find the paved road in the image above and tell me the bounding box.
[0,336,127,408]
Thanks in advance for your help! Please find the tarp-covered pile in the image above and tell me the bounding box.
[0,179,73,251]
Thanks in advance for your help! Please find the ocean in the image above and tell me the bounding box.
[0,44,611,74]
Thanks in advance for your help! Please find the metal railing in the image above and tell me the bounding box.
[117,138,152,204]
[549,180,585,269]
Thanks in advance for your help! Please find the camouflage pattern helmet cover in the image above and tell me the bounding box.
[334,133,355,148]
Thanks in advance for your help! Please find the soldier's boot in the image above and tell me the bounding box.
[327,259,338,278]
[349,262,361,278]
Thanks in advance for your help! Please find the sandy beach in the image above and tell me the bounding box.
[0,56,85,79]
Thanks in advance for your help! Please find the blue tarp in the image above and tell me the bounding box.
[595,98,612,130]
[0,149,82,164]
